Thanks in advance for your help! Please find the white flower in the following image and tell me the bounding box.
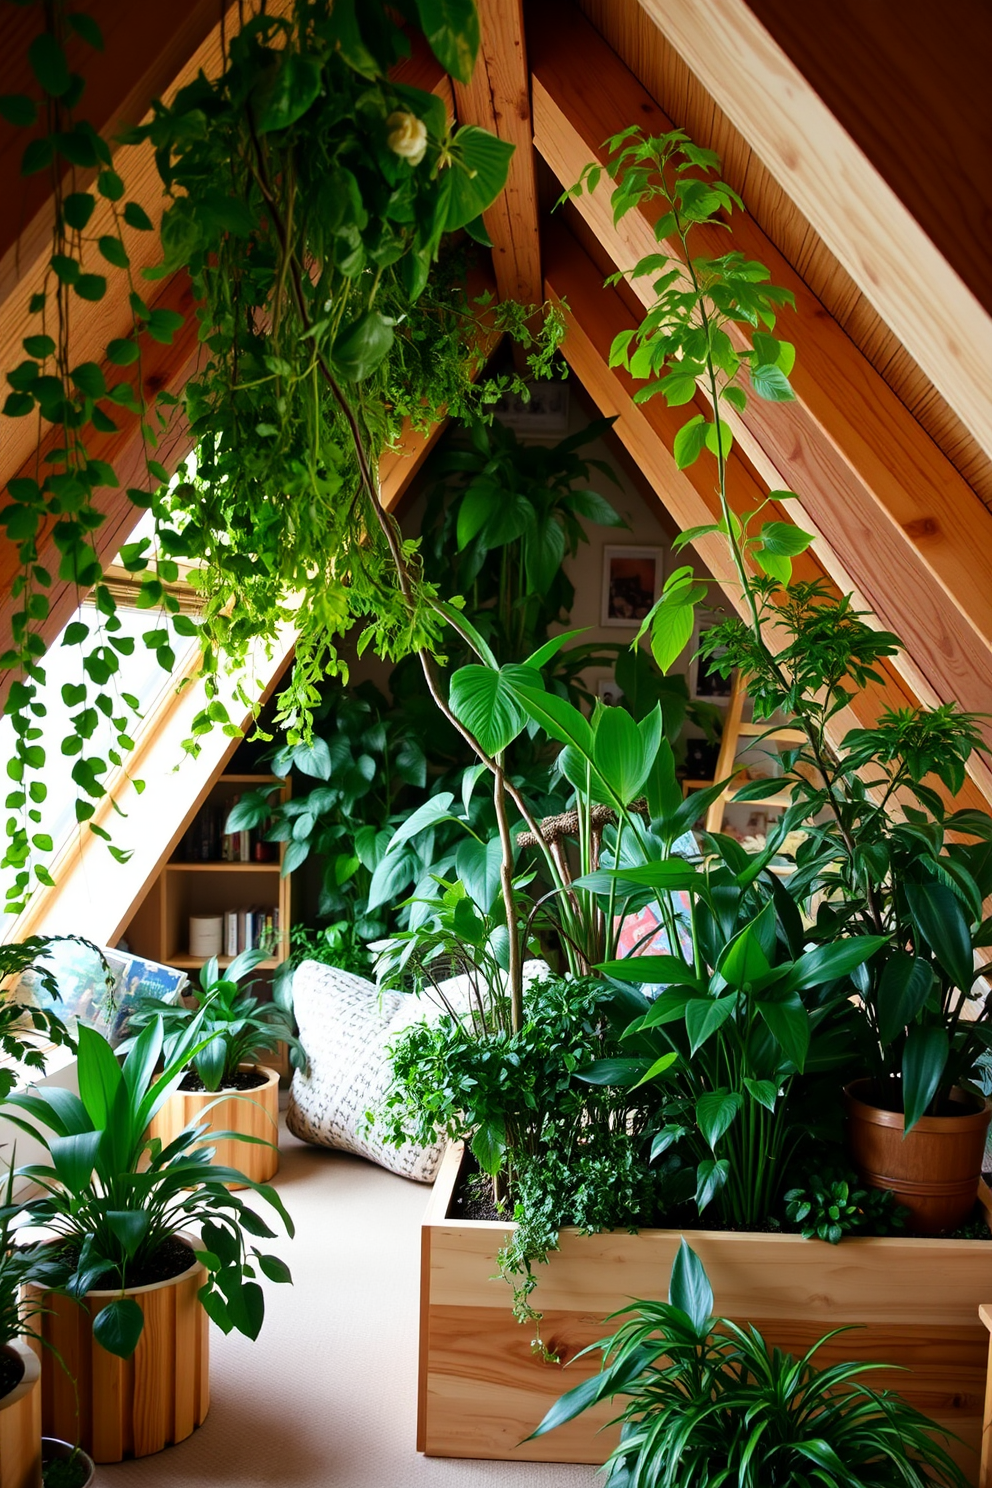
[386,109,428,167]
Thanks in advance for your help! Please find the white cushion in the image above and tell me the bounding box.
[285,958,549,1182]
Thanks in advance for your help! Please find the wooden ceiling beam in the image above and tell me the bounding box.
[543,218,992,813]
[452,0,541,307]
[528,0,992,750]
[635,0,992,462]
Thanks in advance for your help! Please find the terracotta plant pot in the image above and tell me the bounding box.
[39,1440,94,1488]
[844,1078,992,1235]
[0,1340,41,1488]
[146,1063,280,1189]
[27,1240,209,1463]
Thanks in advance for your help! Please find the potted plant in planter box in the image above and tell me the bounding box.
[7,1019,293,1463]
[123,949,305,1187]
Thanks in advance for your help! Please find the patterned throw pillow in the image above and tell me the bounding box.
[285,959,550,1182]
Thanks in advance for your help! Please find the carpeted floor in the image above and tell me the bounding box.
[99,1118,596,1487]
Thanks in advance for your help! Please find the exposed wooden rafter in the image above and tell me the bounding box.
[636,0,992,463]
[452,0,541,307]
[528,0,992,756]
[542,219,992,814]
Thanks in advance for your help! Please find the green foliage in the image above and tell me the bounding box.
[0,935,83,1096]
[530,1240,967,1487]
[421,417,625,663]
[6,1020,293,1357]
[571,126,992,1126]
[779,1171,908,1244]
[0,1161,55,1350]
[120,950,304,1090]
[0,0,562,906]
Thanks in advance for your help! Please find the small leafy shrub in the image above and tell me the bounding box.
[780,1172,908,1244]
[532,1239,967,1487]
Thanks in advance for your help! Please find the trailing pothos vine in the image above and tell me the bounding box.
[0,0,564,919]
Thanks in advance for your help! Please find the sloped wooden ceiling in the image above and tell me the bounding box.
[1,0,991,836]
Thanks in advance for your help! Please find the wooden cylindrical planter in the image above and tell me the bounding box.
[845,1079,992,1234]
[147,1064,280,1189]
[0,1340,41,1488]
[27,1245,209,1463]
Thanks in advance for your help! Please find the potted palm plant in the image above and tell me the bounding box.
[6,1019,294,1463]
[124,949,305,1187]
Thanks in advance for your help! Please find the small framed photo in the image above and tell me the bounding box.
[689,611,734,701]
[601,546,663,628]
[582,670,625,711]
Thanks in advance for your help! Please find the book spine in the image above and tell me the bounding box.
[224,911,238,959]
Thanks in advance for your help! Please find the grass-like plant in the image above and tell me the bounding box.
[531,1239,967,1487]
[4,1018,294,1359]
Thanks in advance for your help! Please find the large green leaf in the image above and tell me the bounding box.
[902,1023,949,1132]
[332,310,395,382]
[470,1118,505,1176]
[93,1298,145,1359]
[76,1021,123,1129]
[906,882,976,993]
[718,923,771,990]
[774,935,888,994]
[455,836,503,913]
[510,683,595,757]
[593,704,650,804]
[695,1090,741,1149]
[414,0,480,84]
[755,988,809,1070]
[563,489,626,527]
[876,953,934,1043]
[253,52,322,133]
[449,665,539,755]
[48,1130,102,1195]
[648,593,695,673]
[668,1240,712,1337]
[444,126,514,231]
[685,993,737,1054]
[524,511,566,593]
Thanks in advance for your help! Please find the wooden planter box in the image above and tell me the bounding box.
[27,1243,209,1462]
[147,1064,280,1188]
[0,1341,40,1488]
[420,1142,992,1483]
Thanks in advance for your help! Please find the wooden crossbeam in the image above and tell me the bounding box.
[452,0,541,307]
[528,0,992,753]
[635,0,992,462]
[543,218,992,814]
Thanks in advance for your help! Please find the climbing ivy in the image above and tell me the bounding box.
[0,0,562,908]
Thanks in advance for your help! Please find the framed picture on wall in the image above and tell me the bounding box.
[689,611,734,701]
[601,546,663,628]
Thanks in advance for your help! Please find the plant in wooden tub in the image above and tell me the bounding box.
[123,949,304,1187]
[6,1019,294,1463]
[566,124,992,1234]
[531,1239,968,1488]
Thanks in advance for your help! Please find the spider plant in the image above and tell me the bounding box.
[531,1239,966,1487]
[4,1018,294,1359]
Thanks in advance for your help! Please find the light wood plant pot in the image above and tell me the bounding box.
[0,1341,41,1488]
[26,1244,209,1463]
[147,1063,280,1189]
[420,1142,992,1484]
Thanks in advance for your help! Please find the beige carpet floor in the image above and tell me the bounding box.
[98,1118,597,1488]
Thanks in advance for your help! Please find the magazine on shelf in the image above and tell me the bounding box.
[16,940,188,1049]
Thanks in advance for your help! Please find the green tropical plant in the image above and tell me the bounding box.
[120,949,304,1090]
[567,126,992,1129]
[4,1018,294,1358]
[531,1239,967,1487]
[779,1170,907,1245]
[0,935,87,1097]
[420,415,626,662]
[0,1159,52,1349]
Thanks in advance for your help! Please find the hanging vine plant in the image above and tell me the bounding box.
[0,0,564,910]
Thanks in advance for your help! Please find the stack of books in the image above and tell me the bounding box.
[223,906,281,958]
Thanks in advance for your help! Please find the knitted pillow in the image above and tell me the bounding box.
[286,958,550,1182]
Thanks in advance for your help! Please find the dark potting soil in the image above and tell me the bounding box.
[179,1067,268,1093]
[52,1235,197,1291]
[42,1453,90,1488]
[449,1153,992,1241]
[856,1080,980,1119]
[0,1349,24,1402]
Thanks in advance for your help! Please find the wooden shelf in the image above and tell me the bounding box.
[167,954,281,970]
[122,771,292,972]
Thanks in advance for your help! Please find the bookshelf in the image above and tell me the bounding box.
[122,774,291,972]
